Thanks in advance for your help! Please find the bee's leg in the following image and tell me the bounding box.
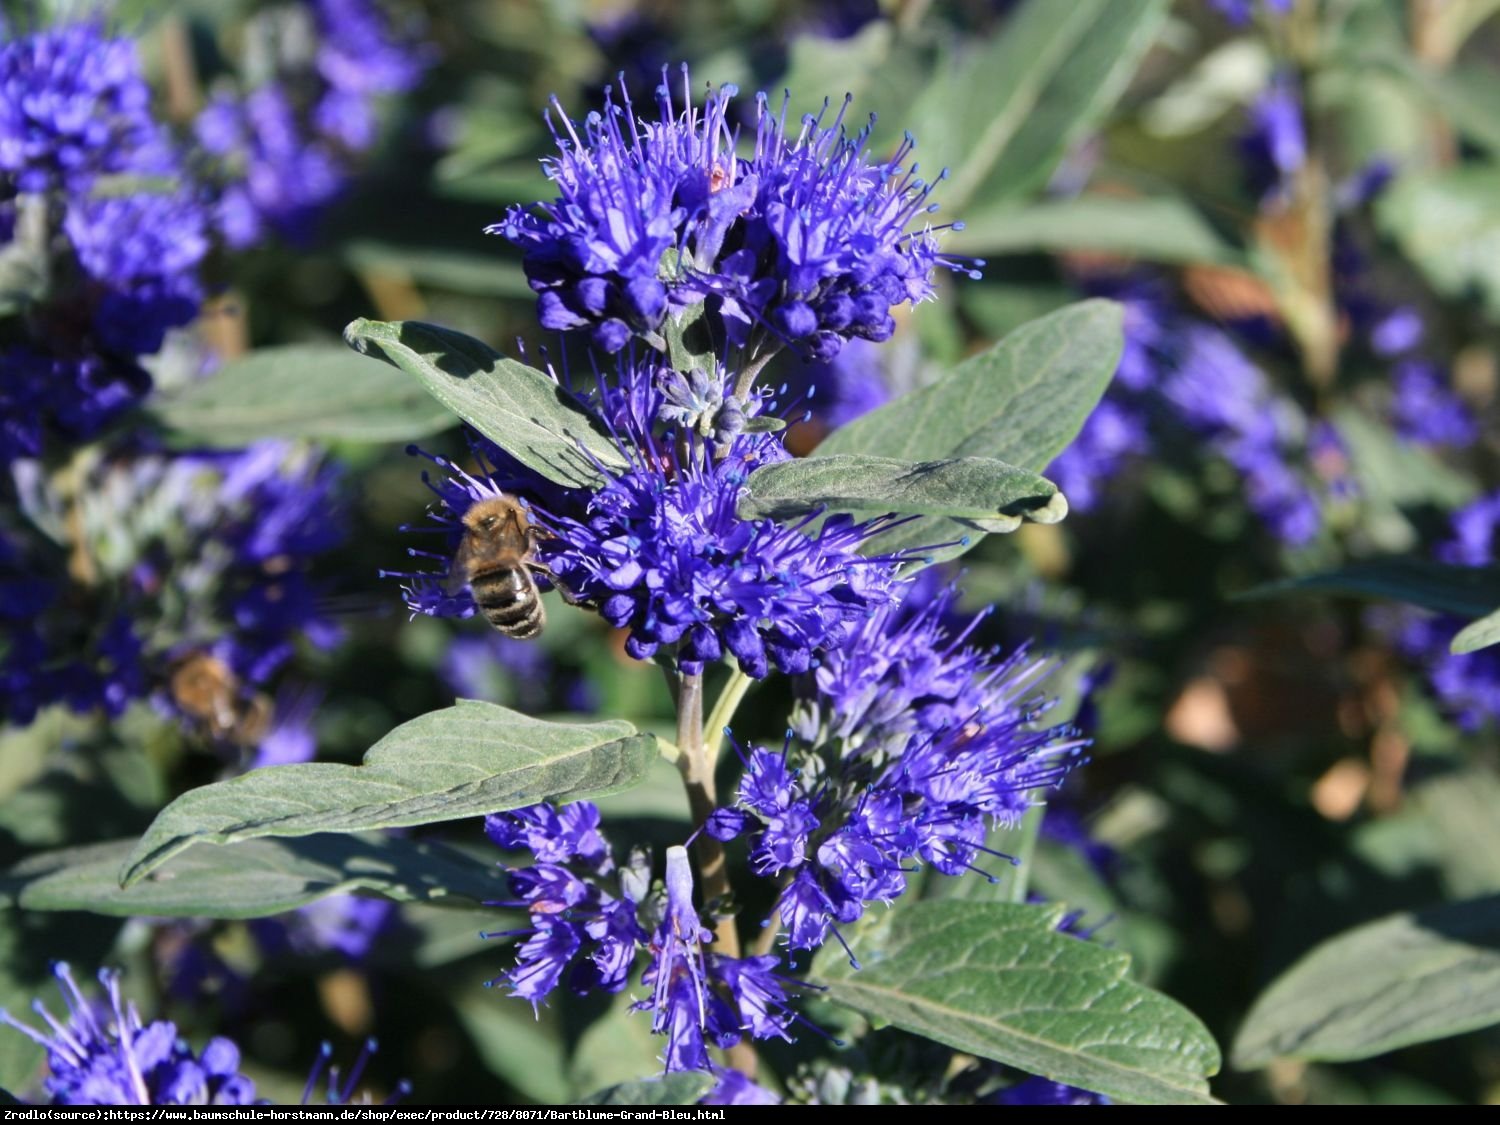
[530,562,588,607]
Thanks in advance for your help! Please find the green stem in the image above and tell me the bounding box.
[670,670,738,953]
[704,668,755,764]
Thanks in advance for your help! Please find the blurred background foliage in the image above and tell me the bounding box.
[5,0,1500,1105]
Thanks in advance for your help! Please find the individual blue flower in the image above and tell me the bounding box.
[395,358,911,678]
[492,66,976,359]
[1372,493,1500,731]
[0,963,258,1105]
[1164,327,1322,544]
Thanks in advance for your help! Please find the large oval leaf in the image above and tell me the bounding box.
[150,344,455,445]
[343,318,627,488]
[815,300,1119,564]
[120,701,656,888]
[812,901,1221,1105]
[1232,896,1500,1067]
[819,300,1123,473]
[737,454,1064,531]
[6,834,505,919]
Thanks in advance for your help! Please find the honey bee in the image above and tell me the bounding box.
[449,495,551,638]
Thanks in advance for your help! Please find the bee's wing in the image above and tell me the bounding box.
[445,534,477,596]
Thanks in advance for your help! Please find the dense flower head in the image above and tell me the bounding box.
[395,357,911,678]
[0,19,162,193]
[493,65,976,359]
[2,441,346,737]
[708,583,1086,953]
[0,963,258,1105]
[1240,74,1305,205]
[0,21,210,465]
[63,186,211,356]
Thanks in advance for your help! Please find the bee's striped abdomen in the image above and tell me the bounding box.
[471,567,545,638]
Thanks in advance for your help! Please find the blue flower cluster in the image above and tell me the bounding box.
[479,582,1084,1087]
[494,67,976,359]
[0,964,406,1106]
[1,441,346,748]
[195,0,430,247]
[0,20,210,464]
[0,964,257,1105]
[1046,275,1324,544]
[484,808,808,1092]
[397,358,910,678]
[710,584,1085,955]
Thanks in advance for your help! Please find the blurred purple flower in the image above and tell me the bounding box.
[0,964,258,1105]
[1390,361,1477,448]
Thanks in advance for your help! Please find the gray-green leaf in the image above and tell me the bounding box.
[917,0,1168,211]
[812,901,1220,1105]
[150,344,455,445]
[1233,896,1500,1067]
[1452,606,1500,654]
[343,318,626,488]
[738,454,1064,533]
[951,195,1242,266]
[120,701,656,888]
[819,300,1123,472]
[1243,558,1500,619]
[4,834,506,919]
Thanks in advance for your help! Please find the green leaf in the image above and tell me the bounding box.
[342,319,627,488]
[812,901,1220,1105]
[120,701,656,888]
[918,0,1167,211]
[577,1073,715,1106]
[738,454,1064,532]
[454,985,570,1104]
[1232,896,1500,1067]
[4,834,505,919]
[814,301,1120,562]
[1243,558,1500,619]
[951,195,1242,266]
[820,301,1123,471]
[1451,606,1500,653]
[149,344,455,445]
[1376,164,1500,322]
